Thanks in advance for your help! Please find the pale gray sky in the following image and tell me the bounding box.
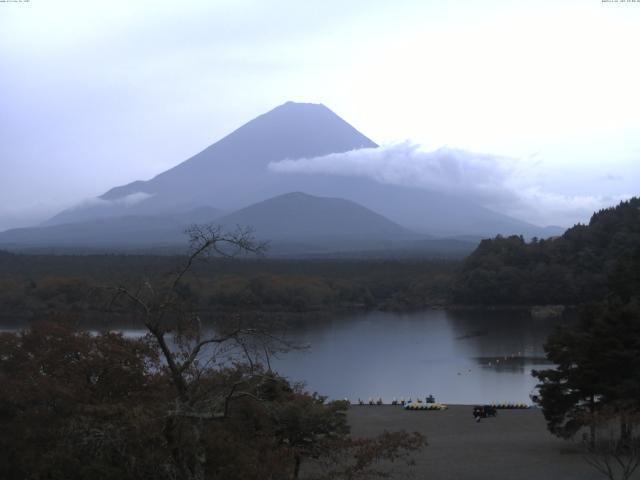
[1,0,639,230]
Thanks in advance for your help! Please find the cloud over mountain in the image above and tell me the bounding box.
[77,192,156,209]
[270,141,515,203]
[269,142,632,227]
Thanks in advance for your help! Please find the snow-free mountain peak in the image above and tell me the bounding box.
[47,102,377,225]
[102,101,377,201]
[215,191,414,240]
[37,101,560,242]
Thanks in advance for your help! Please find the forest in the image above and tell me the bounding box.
[453,197,640,306]
[0,252,456,327]
[1,198,639,330]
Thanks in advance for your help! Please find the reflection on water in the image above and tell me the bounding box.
[1,308,570,405]
[473,356,551,373]
[269,309,569,405]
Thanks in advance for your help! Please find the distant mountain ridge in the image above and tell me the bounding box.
[102,101,376,200]
[0,206,223,248]
[3,101,564,253]
[0,192,471,256]
[48,102,377,225]
[215,192,418,251]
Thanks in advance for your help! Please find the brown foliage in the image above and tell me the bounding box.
[0,321,425,480]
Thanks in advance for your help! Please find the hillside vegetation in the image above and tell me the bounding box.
[0,255,456,326]
[453,197,640,306]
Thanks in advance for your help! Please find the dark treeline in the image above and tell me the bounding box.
[0,253,456,325]
[3,197,638,325]
[3,197,639,322]
[453,197,640,306]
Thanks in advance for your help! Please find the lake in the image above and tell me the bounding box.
[269,309,565,405]
[0,308,567,405]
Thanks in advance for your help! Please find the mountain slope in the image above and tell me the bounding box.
[284,173,558,238]
[0,207,223,249]
[48,102,377,225]
[39,101,558,241]
[0,216,185,248]
[0,193,419,253]
[103,101,377,200]
[216,192,415,241]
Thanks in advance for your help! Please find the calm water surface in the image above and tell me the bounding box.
[269,309,565,405]
[1,309,567,405]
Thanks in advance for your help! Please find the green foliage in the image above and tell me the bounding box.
[533,299,640,440]
[454,197,640,305]
[0,257,457,325]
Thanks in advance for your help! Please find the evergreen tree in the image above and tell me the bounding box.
[533,300,640,442]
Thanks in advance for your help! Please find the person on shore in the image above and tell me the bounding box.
[473,405,485,422]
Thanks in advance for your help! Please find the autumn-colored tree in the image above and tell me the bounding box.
[0,319,424,480]
[106,224,425,480]
[0,225,426,479]
[0,319,167,479]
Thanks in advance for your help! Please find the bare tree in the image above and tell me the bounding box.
[108,225,286,480]
[581,409,640,480]
[105,224,426,480]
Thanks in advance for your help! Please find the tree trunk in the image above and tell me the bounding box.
[163,408,208,480]
[293,454,301,480]
[590,394,597,448]
[191,419,207,480]
[620,414,631,446]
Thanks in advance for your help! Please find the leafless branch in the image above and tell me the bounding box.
[177,330,242,375]
[108,285,151,317]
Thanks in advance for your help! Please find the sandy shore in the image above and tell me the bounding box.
[346,405,622,480]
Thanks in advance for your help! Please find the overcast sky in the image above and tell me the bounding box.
[1,0,639,230]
